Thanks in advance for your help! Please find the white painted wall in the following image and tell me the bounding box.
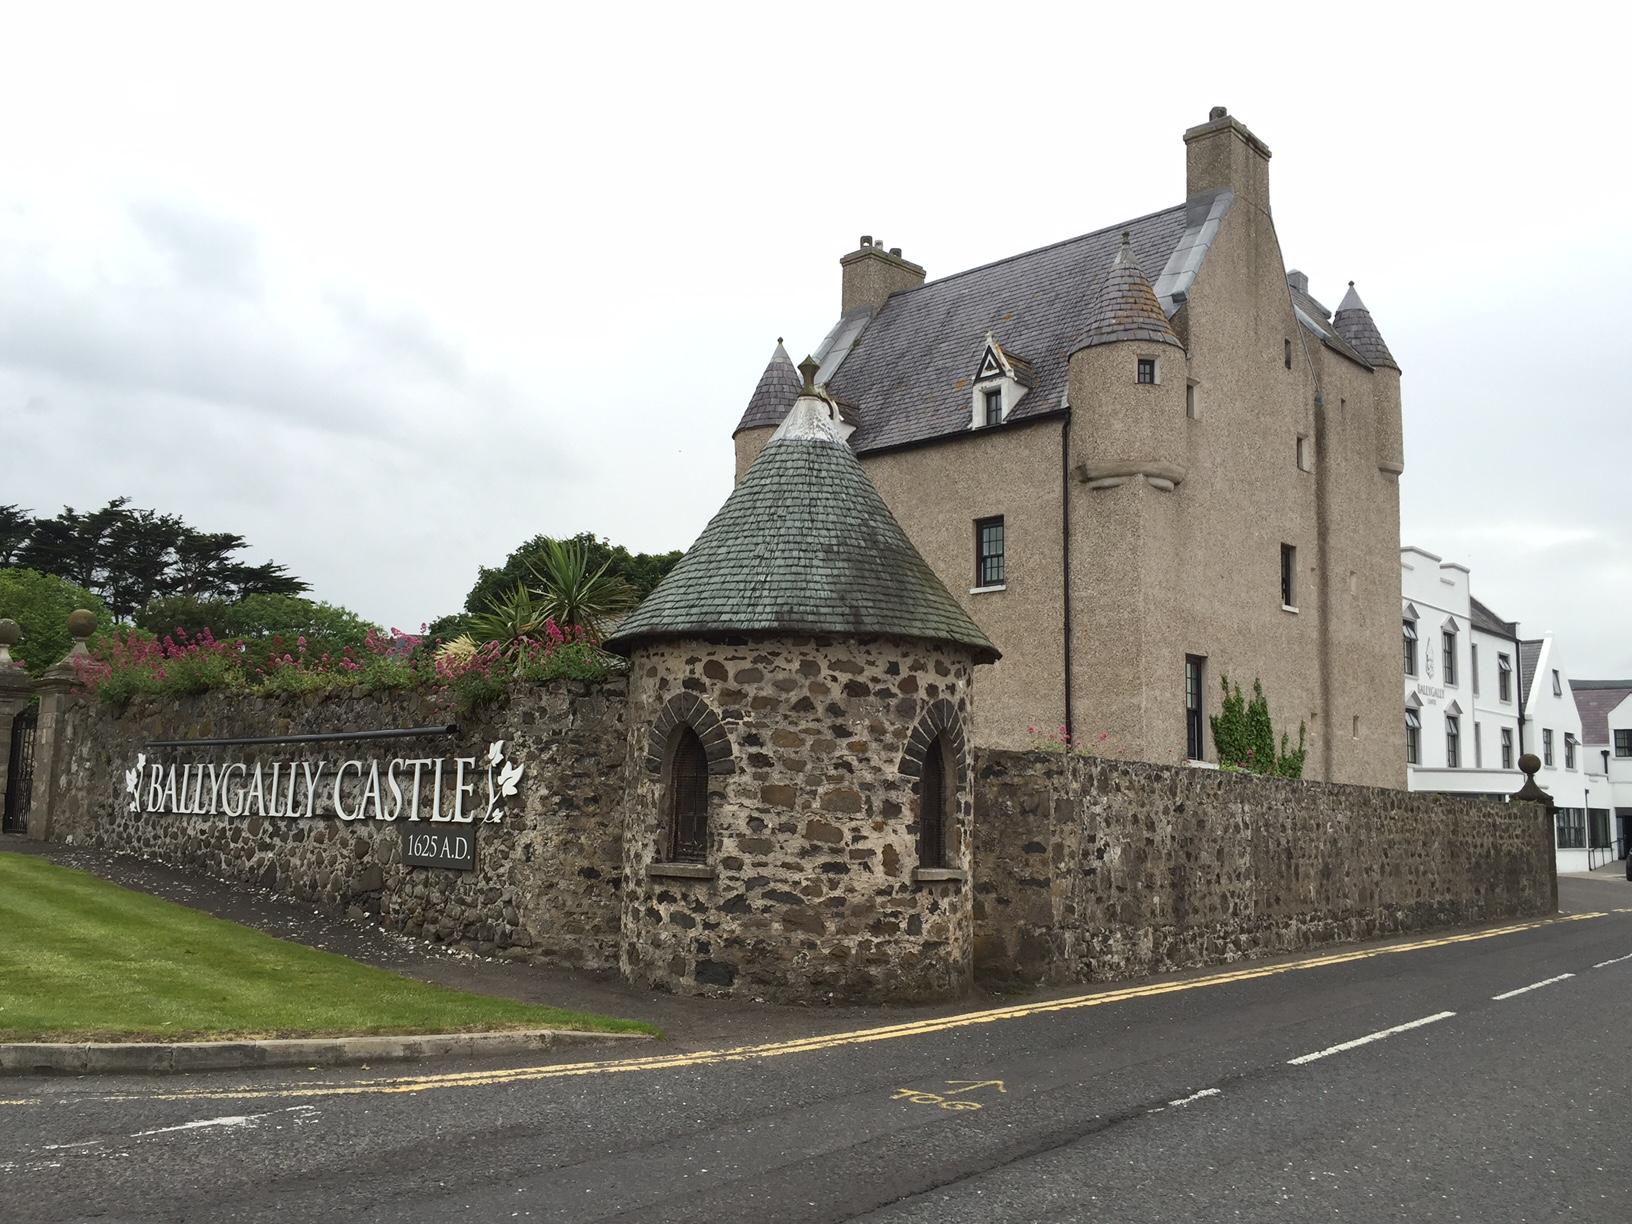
[1522,635,1616,872]
[1401,547,1520,798]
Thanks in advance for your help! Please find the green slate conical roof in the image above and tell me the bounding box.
[606,396,999,662]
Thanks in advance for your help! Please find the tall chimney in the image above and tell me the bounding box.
[1184,106,1272,215]
[840,235,925,315]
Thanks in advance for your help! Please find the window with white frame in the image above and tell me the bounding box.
[1552,669,1563,697]
[1565,733,1577,770]
[1442,629,1457,686]
[1543,728,1555,767]
[1556,808,1586,849]
[1616,729,1632,757]
[1446,715,1460,768]
[1497,653,1512,702]
[1501,727,1514,770]
[1137,357,1157,385]
[1405,708,1421,765]
[1403,619,1418,676]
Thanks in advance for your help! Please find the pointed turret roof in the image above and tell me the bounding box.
[1071,232,1184,353]
[732,340,805,435]
[607,392,999,662]
[1332,282,1399,371]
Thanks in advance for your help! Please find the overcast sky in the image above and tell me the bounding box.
[3,5,1627,674]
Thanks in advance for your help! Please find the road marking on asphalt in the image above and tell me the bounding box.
[1286,1011,1456,1065]
[10,912,1603,1106]
[890,1081,1004,1112]
[1591,952,1632,969]
[1165,1088,1220,1107]
[1491,973,1574,1000]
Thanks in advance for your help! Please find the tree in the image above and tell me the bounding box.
[0,505,32,566]
[462,532,679,618]
[0,567,109,674]
[2,499,308,619]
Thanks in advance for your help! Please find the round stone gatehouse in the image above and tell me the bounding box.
[606,384,998,1003]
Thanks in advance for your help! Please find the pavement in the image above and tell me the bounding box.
[2,868,1629,1222]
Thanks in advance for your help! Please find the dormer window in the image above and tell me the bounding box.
[969,332,1032,430]
[1137,357,1156,384]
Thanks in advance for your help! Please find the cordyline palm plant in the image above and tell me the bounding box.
[466,583,547,659]
[526,537,636,641]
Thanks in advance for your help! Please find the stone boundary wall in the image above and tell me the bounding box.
[971,750,1554,987]
[37,681,628,969]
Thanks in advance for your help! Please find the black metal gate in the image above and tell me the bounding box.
[3,704,37,834]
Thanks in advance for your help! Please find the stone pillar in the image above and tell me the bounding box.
[1512,752,1559,914]
[28,610,96,843]
[0,620,35,818]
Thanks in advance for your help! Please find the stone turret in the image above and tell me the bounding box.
[1068,233,1189,491]
[607,392,997,1003]
[731,339,804,481]
[1334,282,1405,476]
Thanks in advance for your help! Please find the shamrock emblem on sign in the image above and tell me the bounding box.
[124,752,146,813]
[483,740,525,822]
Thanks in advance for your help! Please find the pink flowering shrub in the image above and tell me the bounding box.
[74,618,616,713]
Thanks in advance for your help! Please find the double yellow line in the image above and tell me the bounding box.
[3,911,1605,1106]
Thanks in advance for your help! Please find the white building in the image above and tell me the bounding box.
[1401,547,1614,873]
[1401,547,1521,798]
[1572,679,1632,858]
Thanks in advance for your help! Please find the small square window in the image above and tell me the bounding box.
[983,387,1003,427]
[975,517,1005,588]
[1280,544,1296,608]
[1137,358,1156,385]
[1186,381,1198,419]
[1296,435,1312,472]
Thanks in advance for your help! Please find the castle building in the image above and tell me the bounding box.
[733,109,1405,786]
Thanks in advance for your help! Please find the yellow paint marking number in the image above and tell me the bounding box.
[893,1079,1006,1111]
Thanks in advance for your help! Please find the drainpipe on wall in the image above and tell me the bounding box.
[1060,408,1074,743]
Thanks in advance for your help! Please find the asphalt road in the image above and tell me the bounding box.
[5,877,1630,1224]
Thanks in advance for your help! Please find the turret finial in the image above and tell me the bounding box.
[798,355,819,393]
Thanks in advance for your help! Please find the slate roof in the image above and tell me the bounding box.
[734,341,805,434]
[1573,681,1632,746]
[821,202,1199,453]
[1289,284,1372,369]
[1469,596,1518,638]
[1332,283,1400,371]
[606,397,999,662]
[1518,639,1544,711]
[1072,234,1183,352]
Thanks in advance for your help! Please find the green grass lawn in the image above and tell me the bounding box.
[0,853,655,1042]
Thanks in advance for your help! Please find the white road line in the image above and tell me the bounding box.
[1287,1011,1456,1066]
[1592,953,1632,969]
[1166,1088,1220,1108]
[1492,973,1574,1001]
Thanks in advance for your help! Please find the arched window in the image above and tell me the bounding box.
[666,727,710,862]
[918,734,949,868]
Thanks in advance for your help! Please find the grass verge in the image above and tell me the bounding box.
[0,853,655,1042]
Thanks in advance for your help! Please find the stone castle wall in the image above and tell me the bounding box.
[620,635,976,1003]
[39,682,628,969]
[28,679,1553,1003]
[972,749,1554,987]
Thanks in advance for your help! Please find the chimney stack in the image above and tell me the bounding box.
[840,235,925,315]
[1184,106,1272,215]
[1286,269,1309,295]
